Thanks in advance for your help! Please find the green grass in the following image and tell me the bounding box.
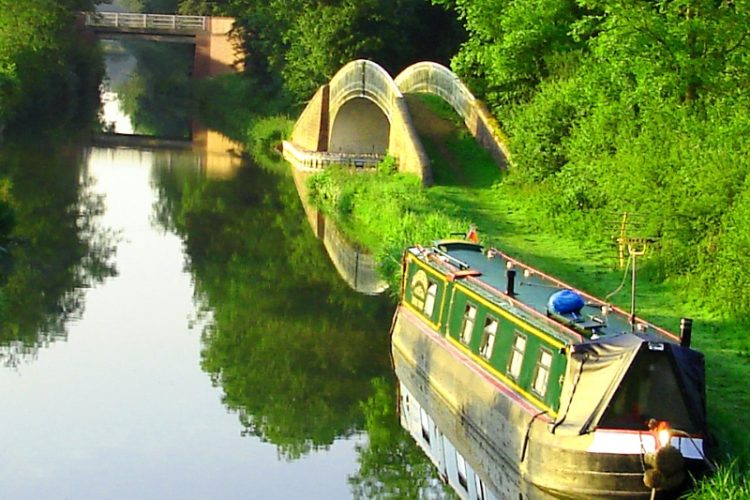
[305,93,750,488]
[683,461,750,499]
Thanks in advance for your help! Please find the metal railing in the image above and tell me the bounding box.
[329,60,402,120]
[85,12,207,32]
[282,141,386,171]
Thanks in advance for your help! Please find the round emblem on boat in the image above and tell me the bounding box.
[410,269,428,310]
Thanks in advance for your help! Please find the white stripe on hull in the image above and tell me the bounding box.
[587,429,704,459]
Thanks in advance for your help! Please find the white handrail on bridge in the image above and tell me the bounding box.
[84,12,207,32]
[282,141,386,171]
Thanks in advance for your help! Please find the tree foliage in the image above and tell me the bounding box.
[178,0,465,102]
[441,0,750,318]
[0,0,102,126]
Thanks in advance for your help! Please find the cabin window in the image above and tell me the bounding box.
[532,349,553,397]
[420,407,431,443]
[479,318,498,360]
[474,474,486,500]
[461,304,477,344]
[508,333,526,379]
[423,282,438,317]
[456,451,468,490]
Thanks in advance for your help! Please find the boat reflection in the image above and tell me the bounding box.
[394,346,557,500]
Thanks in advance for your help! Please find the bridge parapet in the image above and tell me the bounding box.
[283,141,385,171]
[395,61,511,167]
[85,12,207,33]
[329,60,403,120]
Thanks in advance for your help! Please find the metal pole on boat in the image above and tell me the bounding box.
[626,240,651,332]
[630,253,637,331]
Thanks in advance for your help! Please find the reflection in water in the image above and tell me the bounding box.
[191,126,244,179]
[151,146,395,458]
[100,38,193,138]
[0,135,453,497]
[394,347,555,500]
[349,377,454,499]
[0,140,118,368]
[0,28,459,497]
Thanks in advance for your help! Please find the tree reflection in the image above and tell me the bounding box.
[151,150,448,490]
[108,39,195,138]
[0,138,118,368]
[349,377,454,499]
[151,155,393,458]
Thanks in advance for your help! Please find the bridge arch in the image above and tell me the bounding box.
[288,60,510,183]
[395,62,510,167]
[328,59,403,155]
[327,60,401,154]
[285,59,430,182]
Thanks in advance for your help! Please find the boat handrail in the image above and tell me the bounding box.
[428,246,471,270]
[489,247,682,343]
[465,274,585,343]
[419,248,584,343]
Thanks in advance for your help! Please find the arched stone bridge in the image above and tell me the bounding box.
[282,60,510,185]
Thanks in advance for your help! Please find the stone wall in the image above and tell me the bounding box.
[290,85,330,152]
[389,97,432,184]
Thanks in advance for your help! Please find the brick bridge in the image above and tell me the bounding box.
[82,12,242,78]
[282,60,510,185]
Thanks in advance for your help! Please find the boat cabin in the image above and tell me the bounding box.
[401,240,706,436]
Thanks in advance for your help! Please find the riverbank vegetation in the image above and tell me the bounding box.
[439,0,750,320]
[0,0,102,129]
[308,92,750,492]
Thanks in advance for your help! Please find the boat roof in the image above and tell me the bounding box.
[408,240,682,346]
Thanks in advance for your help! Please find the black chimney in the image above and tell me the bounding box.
[506,269,516,296]
[680,317,693,348]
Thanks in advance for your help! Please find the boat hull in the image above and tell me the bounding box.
[392,306,704,499]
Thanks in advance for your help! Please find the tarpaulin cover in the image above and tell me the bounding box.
[552,334,642,436]
[551,334,707,436]
[670,344,706,433]
[548,289,585,315]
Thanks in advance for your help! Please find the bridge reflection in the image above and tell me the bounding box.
[91,126,242,180]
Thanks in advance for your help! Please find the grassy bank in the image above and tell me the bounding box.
[305,94,750,490]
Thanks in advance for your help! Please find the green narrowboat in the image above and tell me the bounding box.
[391,239,711,498]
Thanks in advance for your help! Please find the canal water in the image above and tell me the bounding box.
[0,41,449,499]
